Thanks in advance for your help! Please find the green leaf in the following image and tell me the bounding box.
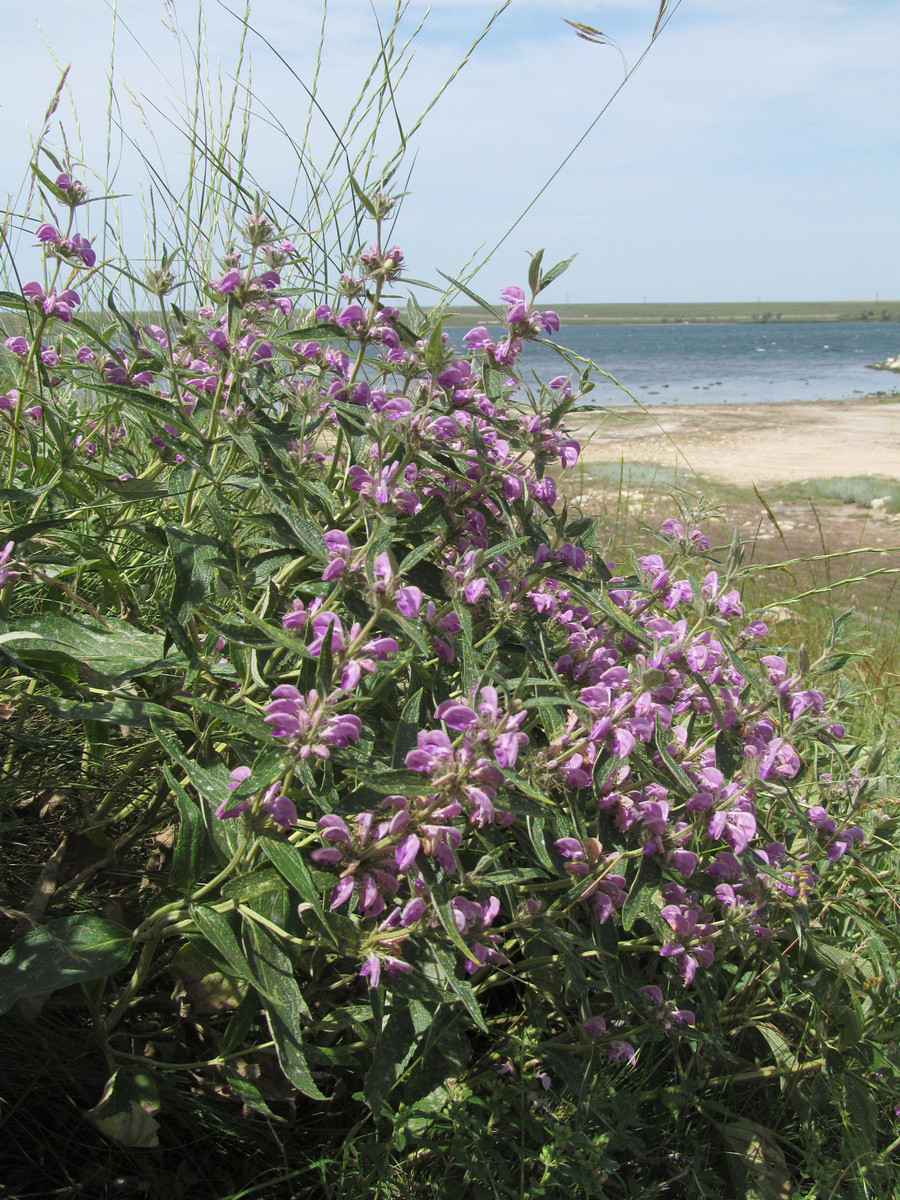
[650,728,696,794]
[259,837,328,925]
[350,767,437,796]
[231,604,316,654]
[427,944,488,1033]
[221,1067,286,1121]
[537,253,577,292]
[424,320,445,374]
[85,1069,161,1149]
[222,868,286,903]
[392,687,424,768]
[527,248,545,296]
[242,908,324,1099]
[378,608,432,657]
[482,535,528,564]
[152,721,240,859]
[715,729,742,781]
[582,585,650,645]
[594,918,629,1012]
[189,905,259,987]
[399,540,438,574]
[187,695,270,738]
[505,774,556,809]
[719,1118,792,1200]
[621,854,662,933]
[841,1075,878,1170]
[349,174,377,216]
[522,693,579,715]
[166,526,233,624]
[402,495,451,536]
[257,483,328,558]
[166,767,208,894]
[0,614,183,685]
[315,614,335,697]
[430,891,482,973]
[0,288,30,312]
[32,694,186,732]
[525,816,557,872]
[474,867,548,886]
[755,1022,799,1073]
[365,996,431,1116]
[0,915,133,1015]
[436,271,503,321]
[30,160,71,203]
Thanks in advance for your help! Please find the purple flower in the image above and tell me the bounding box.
[395,833,421,873]
[70,233,96,267]
[358,953,413,989]
[435,700,478,730]
[22,281,81,322]
[0,542,21,588]
[758,737,800,780]
[608,1041,636,1066]
[708,807,757,856]
[264,791,298,830]
[359,953,382,988]
[337,302,365,326]
[264,685,361,758]
[462,326,493,351]
[396,585,423,618]
[210,269,243,294]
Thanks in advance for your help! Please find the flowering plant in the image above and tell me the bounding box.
[1,151,898,1195]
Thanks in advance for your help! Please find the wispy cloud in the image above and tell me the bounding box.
[2,1,897,300]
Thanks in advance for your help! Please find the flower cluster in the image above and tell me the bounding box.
[5,196,876,1089]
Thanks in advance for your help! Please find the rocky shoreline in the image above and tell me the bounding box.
[867,355,900,371]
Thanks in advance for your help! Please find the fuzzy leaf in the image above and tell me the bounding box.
[364,996,431,1116]
[85,1069,161,1149]
[242,907,324,1099]
[720,1119,792,1200]
[0,915,133,1015]
[260,837,330,928]
[428,944,488,1033]
[621,854,662,934]
[166,767,212,893]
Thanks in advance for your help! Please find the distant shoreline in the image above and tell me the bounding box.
[442,300,900,326]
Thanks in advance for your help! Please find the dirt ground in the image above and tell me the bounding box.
[567,398,900,489]
[563,399,900,618]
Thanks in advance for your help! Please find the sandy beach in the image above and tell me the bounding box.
[567,398,900,488]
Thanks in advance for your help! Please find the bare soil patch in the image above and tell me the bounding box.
[567,398,900,488]
[562,399,900,621]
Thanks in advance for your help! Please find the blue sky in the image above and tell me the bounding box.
[2,1,898,303]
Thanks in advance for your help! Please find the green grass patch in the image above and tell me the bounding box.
[773,475,900,512]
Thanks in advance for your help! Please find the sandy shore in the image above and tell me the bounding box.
[567,398,900,488]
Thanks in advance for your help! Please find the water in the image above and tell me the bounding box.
[446,321,900,406]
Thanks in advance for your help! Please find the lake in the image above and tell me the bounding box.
[446,321,900,406]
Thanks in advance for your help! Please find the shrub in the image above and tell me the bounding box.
[1,16,899,1200]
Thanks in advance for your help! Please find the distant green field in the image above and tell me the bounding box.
[442,299,900,325]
